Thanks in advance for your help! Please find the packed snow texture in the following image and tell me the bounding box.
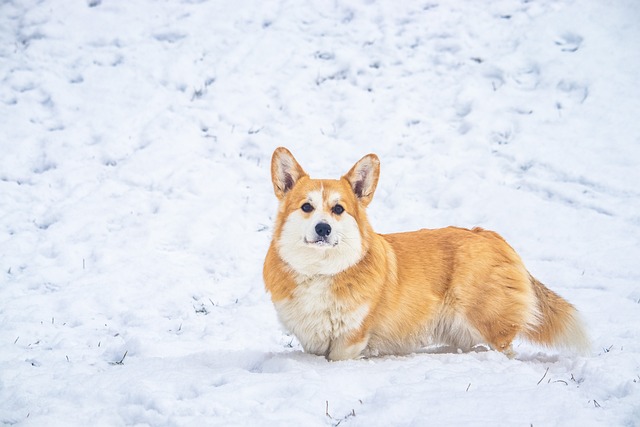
[1,0,639,425]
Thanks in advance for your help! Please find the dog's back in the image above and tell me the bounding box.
[371,227,589,356]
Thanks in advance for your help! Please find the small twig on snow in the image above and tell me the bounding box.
[537,367,549,385]
[111,351,128,365]
[325,401,357,426]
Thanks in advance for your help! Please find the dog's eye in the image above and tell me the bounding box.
[301,203,314,213]
[332,204,345,215]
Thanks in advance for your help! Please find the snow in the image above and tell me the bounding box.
[1,0,639,425]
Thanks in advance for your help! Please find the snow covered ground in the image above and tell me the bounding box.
[1,0,639,425]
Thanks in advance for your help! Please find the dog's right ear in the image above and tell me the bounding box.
[271,147,307,200]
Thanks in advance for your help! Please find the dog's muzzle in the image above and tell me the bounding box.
[304,222,337,247]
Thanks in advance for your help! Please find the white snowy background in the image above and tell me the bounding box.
[1,0,639,425]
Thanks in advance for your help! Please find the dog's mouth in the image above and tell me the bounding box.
[304,237,338,248]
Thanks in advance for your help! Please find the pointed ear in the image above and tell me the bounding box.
[343,154,380,206]
[271,147,307,199]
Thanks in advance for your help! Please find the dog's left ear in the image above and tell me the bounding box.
[343,154,380,207]
[271,147,308,200]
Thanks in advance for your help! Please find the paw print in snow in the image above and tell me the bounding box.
[555,80,589,116]
[555,32,583,52]
[512,63,540,91]
[557,80,588,103]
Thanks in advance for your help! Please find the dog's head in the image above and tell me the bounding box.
[270,147,380,276]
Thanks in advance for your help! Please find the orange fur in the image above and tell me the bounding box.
[263,147,589,360]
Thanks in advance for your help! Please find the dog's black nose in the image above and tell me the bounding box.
[315,222,332,237]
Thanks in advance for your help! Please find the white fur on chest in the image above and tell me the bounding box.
[274,275,369,357]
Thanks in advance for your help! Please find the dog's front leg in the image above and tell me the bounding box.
[326,332,369,361]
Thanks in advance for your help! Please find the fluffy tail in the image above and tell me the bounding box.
[525,276,590,354]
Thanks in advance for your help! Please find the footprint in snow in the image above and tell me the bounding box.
[555,79,589,114]
[557,80,588,102]
[512,63,540,91]
[555,32,583,52]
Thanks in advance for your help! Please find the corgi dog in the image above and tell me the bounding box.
[263,147,589,361]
